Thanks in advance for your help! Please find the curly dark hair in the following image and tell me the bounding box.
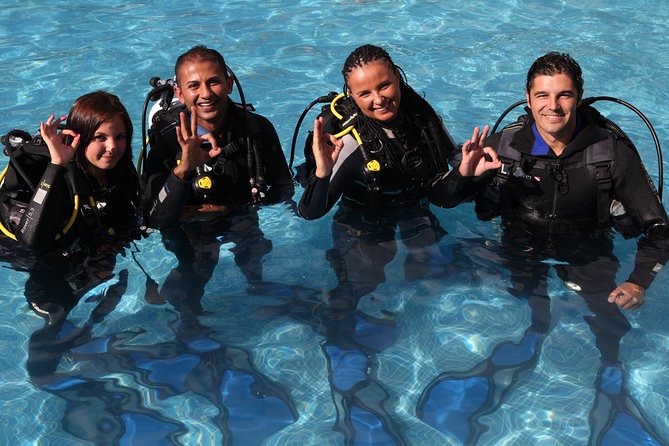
[341,44,405,93]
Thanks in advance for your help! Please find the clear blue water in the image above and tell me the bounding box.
[1,1,669,445]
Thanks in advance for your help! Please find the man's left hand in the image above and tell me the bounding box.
[608,282,645,310]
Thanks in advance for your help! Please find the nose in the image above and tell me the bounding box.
[548,95,560,109]
[198,83,213,97]
[106,137,118,153]
[372,91,384,105]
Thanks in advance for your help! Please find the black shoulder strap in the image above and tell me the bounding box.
[585,134,616,226]
[495,125,523,184]
[492,125,523,222]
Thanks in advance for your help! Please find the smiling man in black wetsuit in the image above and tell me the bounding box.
[142,45,294,302]
[418,52,669,446]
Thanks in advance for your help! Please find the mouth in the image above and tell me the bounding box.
[542,113,565,122]
[197,99,218,112]
[373,103,393,114]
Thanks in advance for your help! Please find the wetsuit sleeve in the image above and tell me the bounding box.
[143,172,193,229]
[435,133,502,211]
[16,162,71,250]
[612,139,669,288]
[255,115,294,204]
[428,168,474,208]
[298,175,334,220]
[141,122,191,229]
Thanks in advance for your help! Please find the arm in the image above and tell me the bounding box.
[608,139,669,309]
[430,126,502,208]
[297,117,349,220]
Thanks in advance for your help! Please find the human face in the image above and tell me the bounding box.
[526,73,582,144]
[84,115,127,174]
[346,60,401,123]
[174,58,233,132]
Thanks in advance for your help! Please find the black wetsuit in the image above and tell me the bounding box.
[298,90,474,306]
[474,104,669,361]
[416,105,669,446]
[141,99,293,303]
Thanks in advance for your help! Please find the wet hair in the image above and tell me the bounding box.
[526,52,584,97]
[174,45,228,84]
[341,44,404,93]
[67,91,139,202]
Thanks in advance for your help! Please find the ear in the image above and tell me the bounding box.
[226,77,233,94]
[174,84,184,104]
[525,91,531,108]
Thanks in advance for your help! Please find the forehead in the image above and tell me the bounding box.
[177,58,227,83]
[346,60,397,90]
[95,115,126,132]
[528,73,577,92]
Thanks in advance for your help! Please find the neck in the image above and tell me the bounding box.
[537,124,577,157]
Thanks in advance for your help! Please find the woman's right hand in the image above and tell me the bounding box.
[312,116,344,178]
[40,114,80,166]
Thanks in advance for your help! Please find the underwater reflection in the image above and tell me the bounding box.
[417,233,668,446]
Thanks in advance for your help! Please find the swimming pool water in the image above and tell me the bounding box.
[1,1,669,445]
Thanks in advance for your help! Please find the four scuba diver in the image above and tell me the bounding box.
[1,44,668,445]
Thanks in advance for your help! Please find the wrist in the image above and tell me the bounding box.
[173,164,194,180]
[315,167,331,179]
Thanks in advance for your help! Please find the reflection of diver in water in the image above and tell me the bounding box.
[25,267,188,445]
[417,233,669,446]
[142,215,298,444]
[25,249,298,446]
[158,209,273,313]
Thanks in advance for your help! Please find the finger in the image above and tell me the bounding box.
[45,114,56,126]
[313,117,323,140]
[175,125,185,145]
[178,112,191,140]
[207,146,222,158]
[189,106,198,134]
[461,139,472,154]
[478,125,490,146]
[200,133,218,150]
[469,127,480,147]
[482,146,500,163]
[70,134,81,150]
[608,289,622,304]
[620,295,638,310]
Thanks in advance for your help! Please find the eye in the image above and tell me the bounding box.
[93,135,106,142]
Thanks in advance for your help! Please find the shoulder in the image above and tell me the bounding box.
[231,104,278,136]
